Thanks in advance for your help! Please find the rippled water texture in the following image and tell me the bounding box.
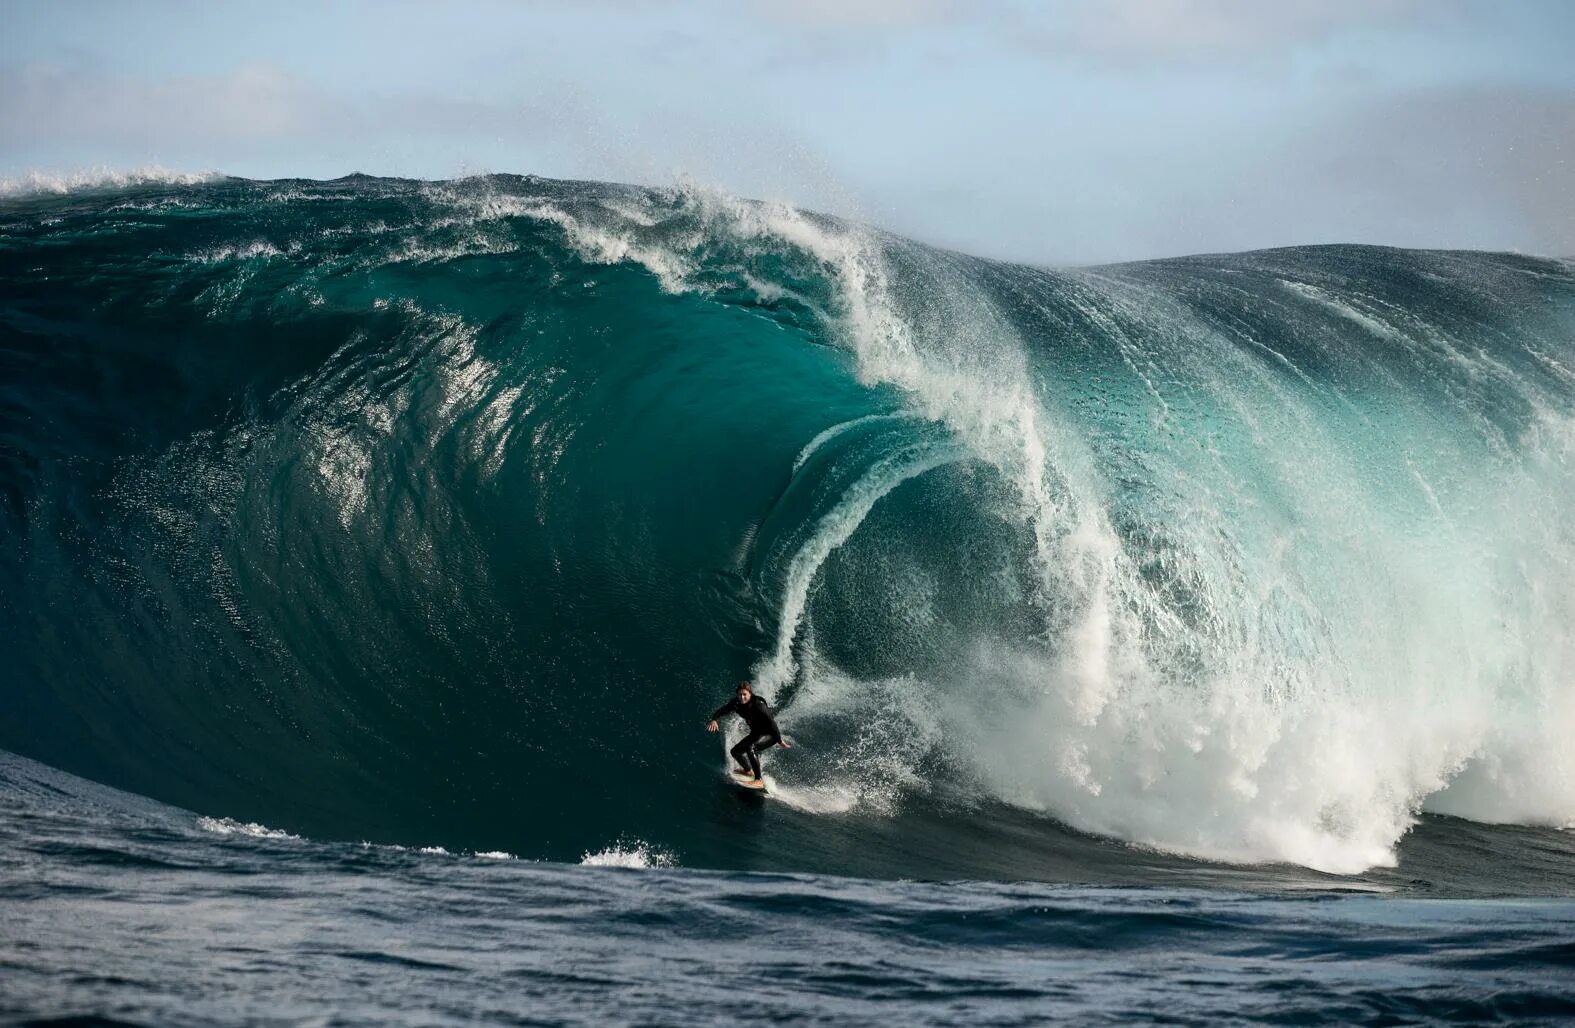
[4,754,1574,1026]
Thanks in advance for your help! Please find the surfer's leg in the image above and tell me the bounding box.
[733,732,767,780]
[746,733,781,780]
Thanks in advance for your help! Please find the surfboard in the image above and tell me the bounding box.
[727,770,769,793]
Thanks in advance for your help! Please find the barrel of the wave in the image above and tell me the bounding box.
[0,174,904,861]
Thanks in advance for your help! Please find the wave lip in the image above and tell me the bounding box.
[0,165,224,197]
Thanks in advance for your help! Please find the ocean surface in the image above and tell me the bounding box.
[2,172,1574,1024]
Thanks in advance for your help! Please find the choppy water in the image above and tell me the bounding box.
[4,753,1574,1026]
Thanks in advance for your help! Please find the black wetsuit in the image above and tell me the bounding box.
[710,695,781,779]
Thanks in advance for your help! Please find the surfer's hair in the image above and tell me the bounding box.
[736,681,752,692]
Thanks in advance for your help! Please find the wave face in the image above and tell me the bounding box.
[2,175,1573,874]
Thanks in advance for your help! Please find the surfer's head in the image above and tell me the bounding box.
[736,681,753,703]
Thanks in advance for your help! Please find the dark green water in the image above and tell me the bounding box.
[3,174,1574,883]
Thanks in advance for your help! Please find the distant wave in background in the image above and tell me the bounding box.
[2,173,1572,877]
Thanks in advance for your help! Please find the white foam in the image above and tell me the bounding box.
[189,240,286,263]
[196,816,300,841]
[363,841,528,861]
[791,412,917,473]
[744,660,946,816]
[0,166,221,197]
[579,843,677,869]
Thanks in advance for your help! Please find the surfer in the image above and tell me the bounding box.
[706,681,789,784]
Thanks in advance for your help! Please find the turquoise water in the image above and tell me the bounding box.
[2,174,1573,882]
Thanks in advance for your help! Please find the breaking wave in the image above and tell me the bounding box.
[2,173,1573,875]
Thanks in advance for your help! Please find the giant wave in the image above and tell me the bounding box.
[2,174,1572,877]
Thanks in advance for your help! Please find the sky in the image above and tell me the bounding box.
[3,0,1573,264]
